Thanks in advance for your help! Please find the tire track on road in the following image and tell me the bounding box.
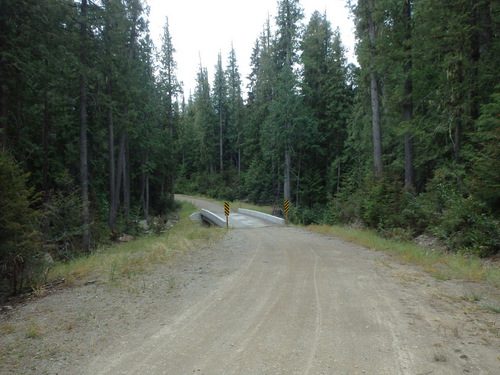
[305,245,322,375]
[86,232,264,375]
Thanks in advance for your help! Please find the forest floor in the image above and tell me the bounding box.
[1,201,499,374]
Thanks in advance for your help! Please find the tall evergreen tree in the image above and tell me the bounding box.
[213,52,228,172]
[159,16,179,203]
[79,0,91,251]
[226,45,244,176]
[353,0,383,177]
[274,0,304,201]
[402,0,415,189]
[193,63,217,173]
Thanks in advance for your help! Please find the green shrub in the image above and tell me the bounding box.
[292,204,325,225]
[361,173,408,230]
[467,89,500,214]
[432,195,499,257]
[0,152,41,295]
[326,168,499,257]
[415,171,499,257]
[41,173,84,260]
[326,174,364,224]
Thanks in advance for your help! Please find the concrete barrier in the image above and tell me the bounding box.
[238,208,285,226]
[189,212,202,222]
[200,209,226,228]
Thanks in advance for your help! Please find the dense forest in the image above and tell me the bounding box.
[1,0,499,295]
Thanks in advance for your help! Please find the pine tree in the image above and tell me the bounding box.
[213,53,228,173]
[353,0,383,177]
[275,0,304,201]
[193,64,217,173]
[226,45,244,176]
[79,0,91,251]
[0,152,40,294]
[159,16,179,202]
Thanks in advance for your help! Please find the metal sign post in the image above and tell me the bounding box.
[284,199,289,226]
[224,202,230,228]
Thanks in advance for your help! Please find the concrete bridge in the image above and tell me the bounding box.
[176,195,285,229]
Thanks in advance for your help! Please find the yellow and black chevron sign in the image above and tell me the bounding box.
[224,202,230,216]
[284,199,290,213]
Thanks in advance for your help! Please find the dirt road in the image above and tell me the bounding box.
[81,199,499,374]
[2,198,499,374]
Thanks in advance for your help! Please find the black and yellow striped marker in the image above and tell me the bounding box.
[284,199,290,226]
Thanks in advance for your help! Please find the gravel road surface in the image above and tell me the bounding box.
[81,199,500,375]
[2,198,498,374]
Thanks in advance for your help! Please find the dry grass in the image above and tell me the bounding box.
[48,202,222,286]
[307,224,500,287]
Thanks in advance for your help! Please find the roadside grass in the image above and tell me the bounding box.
[48,202,221,286]
[307,224,500,287]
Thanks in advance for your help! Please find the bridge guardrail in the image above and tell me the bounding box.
[237,208,285,226]
[200,209,226,227]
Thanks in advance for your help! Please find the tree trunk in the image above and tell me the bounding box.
[141,149,150,220]
[219,103,223,173]
[469,0,480,123]
[238,147,241,178]
[337,160,341,194]
[123,129,130,220]
[1,84,6,152]
[110,129,126,230]
[107,99,116,232]
[370,71,382,177]
[454,57,464,166]
[403,0,414,189]
[15,72,22,142]
[42,85,50,194]
[368,0,383,177]
[169,101,175,202]
[0,7,7,152]
[295,151,302,207]
[79,0,91,252]
[455,117,462,165]
[145,175,149,220]
[284,148,291,201]
[404,133,414,187]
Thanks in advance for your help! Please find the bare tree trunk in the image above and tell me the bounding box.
[403,0,414,189]
[79,0,91,252]
[337,160,341,194]
[111,129,126,229]
[295,151,302,207]
[42,85,50,194]
[170,108,175,202]
[404,133,414,186]
[140,149,150,221]
[145,175,149,220]
[368,0,383,178]
[0,8,7,152]
[1,84,6,152]
[238,147,241,178]
[370,72,382,177]
[454,57,464,166]
[455,117,462,165]
[284,148,291,201]
[107,100,116,232]
[123,129,130,219]
[469,0,480,123]
[219,105,223,173]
